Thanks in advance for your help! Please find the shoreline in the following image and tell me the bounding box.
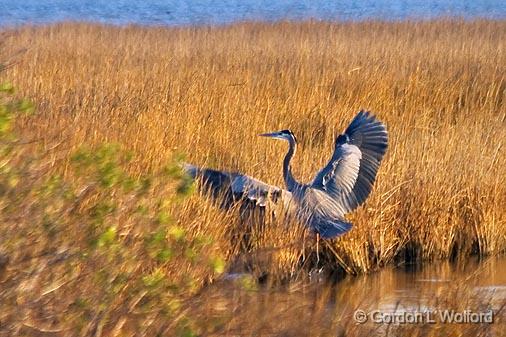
[1,15,505,31]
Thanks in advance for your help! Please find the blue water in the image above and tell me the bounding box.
[0,0,505,26]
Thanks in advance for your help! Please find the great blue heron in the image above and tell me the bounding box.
[184,110,388,239]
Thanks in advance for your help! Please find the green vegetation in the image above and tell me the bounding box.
[0,86,224,335]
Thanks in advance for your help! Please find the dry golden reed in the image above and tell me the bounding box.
[2,19,506,275]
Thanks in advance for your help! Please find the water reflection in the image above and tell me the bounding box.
[196,257,506,335]
[335,257,506,312]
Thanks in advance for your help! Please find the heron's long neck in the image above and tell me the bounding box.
[283,139,297,191]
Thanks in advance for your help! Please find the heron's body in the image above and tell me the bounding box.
[184,110,388,238]
[287,185,351,238]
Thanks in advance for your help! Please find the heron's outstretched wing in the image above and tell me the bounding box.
[310,142,362,200]
[311,111,388,213]
[183,163,289,208]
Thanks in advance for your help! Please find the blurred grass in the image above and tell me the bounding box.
[0,110,228,335]
[0,19,505,336]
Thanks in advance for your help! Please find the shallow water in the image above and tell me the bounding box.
[0,0,505,27]
[203,257,506,334]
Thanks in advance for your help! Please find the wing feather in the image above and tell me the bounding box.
[311,110,388,214]
[311,143,362,198]
[183,163,289,208]
[339,111,388,212]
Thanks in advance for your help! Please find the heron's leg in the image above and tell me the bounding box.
[316,233,320,266]
[302,232,306,262]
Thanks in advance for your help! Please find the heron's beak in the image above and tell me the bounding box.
[258,131,284,139]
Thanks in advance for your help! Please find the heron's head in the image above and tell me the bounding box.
[259,129,297,143]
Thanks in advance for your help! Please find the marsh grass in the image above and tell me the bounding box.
[5,19,504,273]
[0,18,506,336]
[2,19,506,268]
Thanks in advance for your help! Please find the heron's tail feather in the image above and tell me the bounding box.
[315,218,353,239]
